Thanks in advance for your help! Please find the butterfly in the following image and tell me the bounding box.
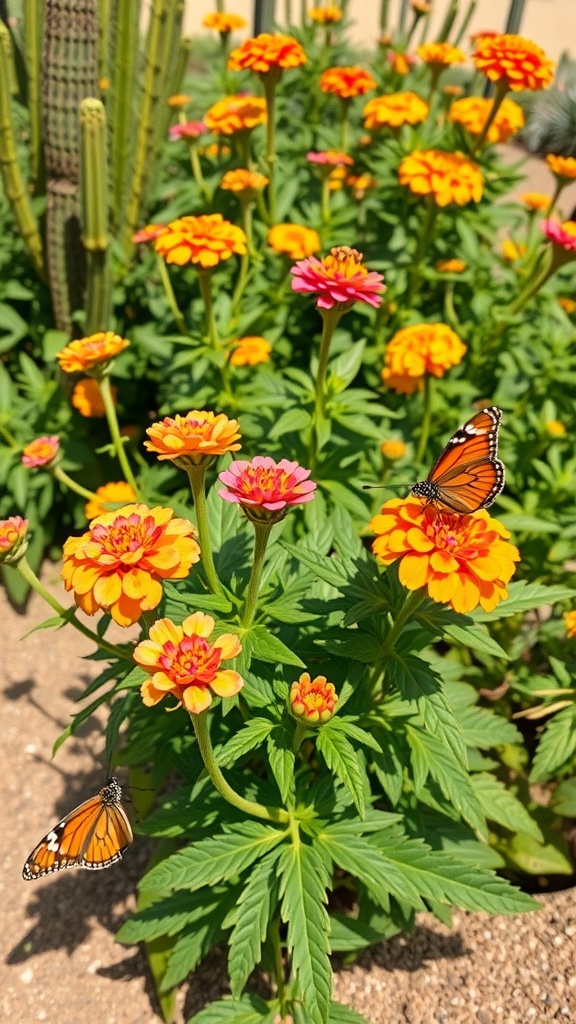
[410,406,505,514]
[22,777,133,880]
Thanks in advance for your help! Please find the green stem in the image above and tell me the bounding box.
[156,253,188,334]
[191,711,290,822]
[545,179,565,219]
[470,80,508,157]
[51,463,112,503]
[198,270,220,349]
[310,308,341,465]
[321,174,331,226]
[232,201,252,313]
[98,374,141,497]
[503,247,555,318]
[241,522,273,628]
[263,75,278,224]
[268,917,288,1012]
[380,588,427,658]
[407,200,439,307]
[415,374,433,464]
[16,556,132,661]
[189,143,211,203]
[339,97,350,152]
[186,465,225,596]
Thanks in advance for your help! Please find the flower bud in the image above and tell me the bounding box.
[290,672,338,725]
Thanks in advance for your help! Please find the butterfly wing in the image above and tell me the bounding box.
[22,778,132,881]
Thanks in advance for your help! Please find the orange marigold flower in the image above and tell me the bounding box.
[520,192,550,212]
[388,51,414,75]
[85,482,138,521]
[382,322,466,393]
[435,258,467,273]
[268,223,321,259]
[228,33,307,78]
[198,141,232,160]
[449,95,524,143]
[329,166,348,191]
[229,336,272,366]
[203,12,247,33]
[564,610,576,638]
[154,214,247,269]
[398,149,483,206]
[381,439,407,461]
[62,504,200,627]
[168,94,191,109]
[309,5,342,24]
[145,410,242,469]
[501,238,525,261]
[558,297,576,315]
[363,91,429,130]
[0,515,28,564]
[473,33,554,92]
[132,223,167,244]
[320,65,377,100]
[56,332,130,375]
[290,672,338,724]
[546,154,576,181]
[546,418,567,436]
[347,172,377,200]
[291,245,385,311]
[21,435,59,469]
[204,95,267,135]
[72,377,116,418]
[307,150,354,167]
[134,612,243,714]
[417,41,466,67]
[220,168,269,197]
[370,499,520,614]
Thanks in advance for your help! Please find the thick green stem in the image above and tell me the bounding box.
[339,97,350,152]
[198,270,220,349]
[545,179,565,218]
[380,589,427,659]
[321,175,331,226]
[191,712,290,823]
[263,75,278,224]
[98,374,141,496]
[241,522,273,628]
[189,143,211,203]
[310,308,341,464]
[415,374,433,464]
[470,80,508,156]
[156,254,188,334]
[23,0,44,195]
[268,917,288,1012]
[407,201,439,306]
[186,465,225,597]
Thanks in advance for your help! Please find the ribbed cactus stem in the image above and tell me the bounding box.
[108,0,139,230]
[98,0,111,86]
[0,23,45,279]
[80,98,111,333]
[172,36,192,97]
[0,22,18,96]
[144,0,186,194]
[23,0,45,195]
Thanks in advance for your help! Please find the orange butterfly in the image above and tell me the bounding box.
[411,406,505,514]
[22,777,132,880]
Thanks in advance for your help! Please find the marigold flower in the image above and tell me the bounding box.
[228,33,307,78]
[398,149,483,207]
[291,245,385,311]
[546,154,576,181]
[363,91,429,130]
[169,121,207,141]
[268,223,321,260]
[449,95,524,143]
[168,94,191,109]
[220,168,269,196]
[473,33,554,92]
[370,499,520,614]
[0,516,28,564]
[203,12,247,33]
[62,504,200,627]
[134,612,243,714]
[307,150,354,167]
[417,42,466,67]
[319,65,377,99]
[132,223,166,245]
[229,336,272,366]
[558,297,576,315]
[290,672,338,724]
[443,84,465,98]
[520,192,550,212]
[541,219,576,252]
[469,30,499,45]
[309,5,342,24]
[85,482,138,521]
[381,439,407,461]
[347,173,377,200]
[435,258,466,273]
[388,51,414,75]
[328,166,348,191]
[546,418,567,437]
[71,377,116,418]
[204,95,267,135]
[198,142,232,160]
[56,332,130,375]
[21,435,60,468]
[501,238,525,261]
[219,456,316,523]
[564,610,576,638]
[155,214,247,269]
[382,322,466,393]
[145,410,241,469]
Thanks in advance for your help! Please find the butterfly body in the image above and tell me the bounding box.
[411,406,505,514]
[22,777,132,880]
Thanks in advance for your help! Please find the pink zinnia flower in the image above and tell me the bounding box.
[291,245,385,310]
[21,436,60,468]
[306,150,354,167]
[541,218,576,252]
[219,456,316,523]
[132,224,167,245]
[169,121,207,141]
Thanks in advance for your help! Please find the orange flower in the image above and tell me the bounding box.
[546,418,567,436]
[370,499,520,614]
[473,34,554,92]
[449,96,524,143]
[71,378,116,418]
[290,672,338,724]
[134,612,243,714]
[21,436,59,468]
[56,332,130,375]
[154,214,247,269]
[347,172,377,200]
[132,223,167,244]
[268,223,321,259]
[144,410,242,469]
[220,168,269,197]
[309,5,342,24]
[307,150,354,168]
[328,166,348,191]
[229,336,272,366]
[198,142,232,160]
[558,297,576,315]
[320,66,377,100]
[62,504,200,627]
[382,322,466,393]
[228,33,306,79]
[363,91,429,130]
[520,192,550,212]
[398,149,483,206]
[546,154,576,181]
[85,482,138,521]
[435,258,466,273]
[203,12,247,33]
[417,41,466,67]
[204,95,267,135]
[291,246,385,310]
[168,94,191,109]
[501,238,526,261]
[564,610,576,638]
[389,52,412,76]
[0,516,28,564]
[381,439,407,461]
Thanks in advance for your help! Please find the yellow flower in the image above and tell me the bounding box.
[62,504,200,627]
[449,95,524,143]
[168,94,191,109]
[134,612,243,714]
[0,516,29,564]
[203,12,247,33]
[520,192,550,212]
[220,169,269,196]
[546,419,567,437]
[228,33,307,78]
[546,154,576,181]
[501,238,526,261]
[398,149,483,206]
[558,297,576,315]
[229,336,272,366]
[370,499,520,614]
[417,41,466,66]
[85,482,138,520]
[435,258,467,273]
[564,610,576,638]
[72,377,116,418]
[347,173,377,200]
[56,332,129,375]
[309,5,342,24]
[382,322,466,393]
[363,91,429,130]
[155,214,247,269]
[267,223,321,259]
[381,439,407,461]
[473,33,554,92]
[290,672,338,724]
[204,95,267,135]
[320,65,377,99]
[144,410,242,469]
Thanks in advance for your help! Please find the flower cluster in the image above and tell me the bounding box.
[382,322,466,393]
[399,149,483,206]
[319,65,377,99]
[56,332,129,374]
[204,95,267,135]
[363,91,429,130]
[473,33,554,92]
[145,410,242,469]
[449,96,524,143]
[291,245,385,310]
[155,214,247,268]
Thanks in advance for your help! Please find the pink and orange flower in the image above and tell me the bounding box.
[132,223,167,245]
[204,95,267,135]
[169,121,207,141]
[0,516,28,564]
[291,245,385,311]
[145,410,242,469]
[290,672,338,724]
[56,332,130,375]
[21,436,60,468]
[541,219,576,253]
[219,456,316,522]
[306,150,354,167]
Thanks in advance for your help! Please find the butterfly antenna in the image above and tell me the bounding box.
[362,482,412,491]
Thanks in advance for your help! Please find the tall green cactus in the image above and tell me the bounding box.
[23,0,44,195]
[108,0,140,232]
[80,98,111,334]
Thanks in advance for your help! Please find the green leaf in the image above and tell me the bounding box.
[117,890,223,944]
[443,622,509,660]
[471,773,544,842]
[530,705,576,782]
[473,581,576,622]
[321,831,426,911]
[329,913,397,953]
[457,704,522,748]
[498,832,573,876]
[228,850,281,998]
[317,725,367,816]
[387,653,440,702]
[218,718,274,768]
[405,724,487,836]
[280,540,351,591]
[550,777,576,817]
[247,625,305,668]
[267,721,296,803]
[329,1002,373,1024]
[279,843,332,1024]
[187,995,277,1024]
[269,407,312,439]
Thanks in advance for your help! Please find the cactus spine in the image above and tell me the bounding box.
[80,98,111,333]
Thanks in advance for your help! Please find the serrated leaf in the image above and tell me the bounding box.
[280,541,352,591]
[550,777,576,817]
[387,653,440,702]
[329,1002,373,1024]
[457,704,522,748]
[228,850,281,998]
[279,843,332,1024]
[443,622,509,660]
[405,724,487,836]
[117,890,222,944]
[267,722,296,803]
[247,625,305,668]
[329,719,382,753]
[187,994,277,1024]
[218,718,274,768]
[473,581,576,622]
[530,705,576,782]
[471,773,544,842]
[317,726,366,816]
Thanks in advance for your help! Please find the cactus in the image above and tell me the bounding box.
[108,0,140,231]
[23,0,44,195]
[80,98,111,333]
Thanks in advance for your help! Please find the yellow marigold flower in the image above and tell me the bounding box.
[309,5,342,24]
[71,377,116,418]
[390,52,411,76]
[134,612,243,714]
[449,95,524,143]
[501,238,525,261]
[546,154,576,181]
[473,33,555,92]
[229,336,272,366]
[228,33,307,78]
[56,332,129,375]
[320,65,377,100]
[435,258,467,273]
[370,499,520,614]
[155,214,247,269]
[168,94,191,109]
[398,149,483,207]
[21,435,59,468]
[220,168,269,197]
[144,410,242,469]
[545,419,566,437]
[62,504,200,627]
[381,439,407,461]
[363,91,429,130]
[290,672,338,724]
[203,12,247,33]
[520,192,550,212]
[85,482,138,520]
[204,95,267,135]
[417,41,466,66]
[558,297,576,315]
[329,166,348,191]
[382,322,466,393]
[564,610,576,638]
[268,223,321,259]
[0,516,28,565]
